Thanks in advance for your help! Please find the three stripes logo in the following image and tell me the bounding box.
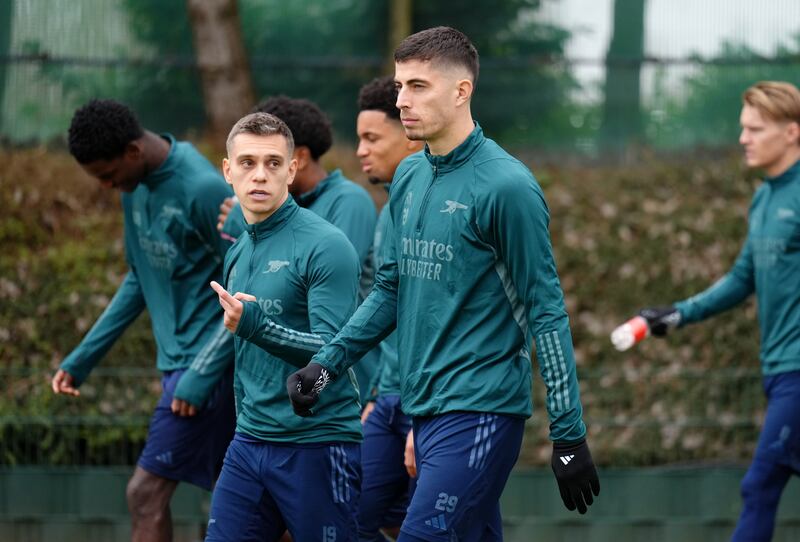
[425,514,447,530]
[155,451,173,465]
[559,454,575,466]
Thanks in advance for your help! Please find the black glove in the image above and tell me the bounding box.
[286,362,332,417]
[638,306,681,337]
[551,438,600,514]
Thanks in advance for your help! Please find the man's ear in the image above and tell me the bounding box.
[124,140,143,161]
[786,121,800,146]
[287,158,298,186]
[293,146,313,170]
[222,157,233,186]
[455,78,474,107]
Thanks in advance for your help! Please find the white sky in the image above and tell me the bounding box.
[538,0,800,102]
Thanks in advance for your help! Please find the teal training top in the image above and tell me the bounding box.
[225,196,362,443]
[60,135,235,407]
[311,124,587,442]
[676,160,800,376]
[222,170,380,402]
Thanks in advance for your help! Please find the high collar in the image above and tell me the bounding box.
[423,122,485,173]
[765,159,800,185]
[295,169,343,208]
[244,196,298,241]
[140,134,177,190]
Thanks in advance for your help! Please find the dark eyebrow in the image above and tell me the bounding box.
[235,153,284,161]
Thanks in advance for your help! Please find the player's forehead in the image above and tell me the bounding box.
[230,132,290,158]
[357,110,402,136]
[394,58,467,85]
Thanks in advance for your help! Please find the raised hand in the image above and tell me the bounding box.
[210,280,256,332]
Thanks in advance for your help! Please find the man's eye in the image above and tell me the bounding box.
[241,160,253,167]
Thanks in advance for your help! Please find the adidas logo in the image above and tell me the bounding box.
[559,455,575,465]
[155,451,173,465]
[424,513,447,530]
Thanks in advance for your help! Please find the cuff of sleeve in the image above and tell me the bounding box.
[550,418,587,443]
[312,349,340,379]
[673,302,688,326]
[60,359,90,388]
[172,370,208,407]
[235,301,259,340]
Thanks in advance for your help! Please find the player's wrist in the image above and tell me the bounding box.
[234,301,258,339]
[552,438,586,453]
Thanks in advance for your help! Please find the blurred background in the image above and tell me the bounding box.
[2,0,800,540]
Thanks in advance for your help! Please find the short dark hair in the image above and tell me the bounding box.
[251,96,332,160]
[358,76,400,121]
[226,112,295,156]
[394,26,479,84]
[68,99,144,164]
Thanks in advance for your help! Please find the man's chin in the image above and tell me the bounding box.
[403,128,425,141]
[367,176,387,185]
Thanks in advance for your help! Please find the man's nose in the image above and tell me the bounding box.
[396,87,410,110]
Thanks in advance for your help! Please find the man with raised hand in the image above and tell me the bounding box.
[205,112,362,541]
[635,81,800,542]
[288,27,599,541]
[51,99,236,542]
[219,96,379,404]
[355,75,424,542]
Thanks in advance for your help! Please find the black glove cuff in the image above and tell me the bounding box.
[553,438,586,454]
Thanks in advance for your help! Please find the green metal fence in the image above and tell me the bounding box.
[2,0,799,152]
[0,365,766,467]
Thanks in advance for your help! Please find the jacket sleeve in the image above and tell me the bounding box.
[476,163,586,442]
[220,201,247,242]
[675,237,755,324]
[190,175,236,262]
[234,232,362,368]
[172,322,235,407]
[60,271,146,386]
[172,180,237,407]
[310,211,400,377]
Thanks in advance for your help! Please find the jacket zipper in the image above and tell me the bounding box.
[415,164,438,233]
[245,230,258,293]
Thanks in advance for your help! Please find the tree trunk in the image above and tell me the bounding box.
[601,0,647,151]
[385,0,413,74]
[186,0,255,144]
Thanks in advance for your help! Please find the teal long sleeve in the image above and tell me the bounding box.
[60,271,146,386]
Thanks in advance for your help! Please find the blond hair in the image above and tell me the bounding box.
[742,81,800,125]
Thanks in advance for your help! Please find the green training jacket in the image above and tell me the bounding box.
[676,160,800,376]
[225,196,362,443]
[311,124,587,442]
[60,135,235,407]
[222,170,380,402]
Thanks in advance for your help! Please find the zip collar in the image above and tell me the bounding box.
[295,169,345,208]
[244,196,298,241]
[765,159,800,186]
[141,134,178,190]
[423,122,485,173]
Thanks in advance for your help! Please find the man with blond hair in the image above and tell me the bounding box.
[635,81,800,541]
